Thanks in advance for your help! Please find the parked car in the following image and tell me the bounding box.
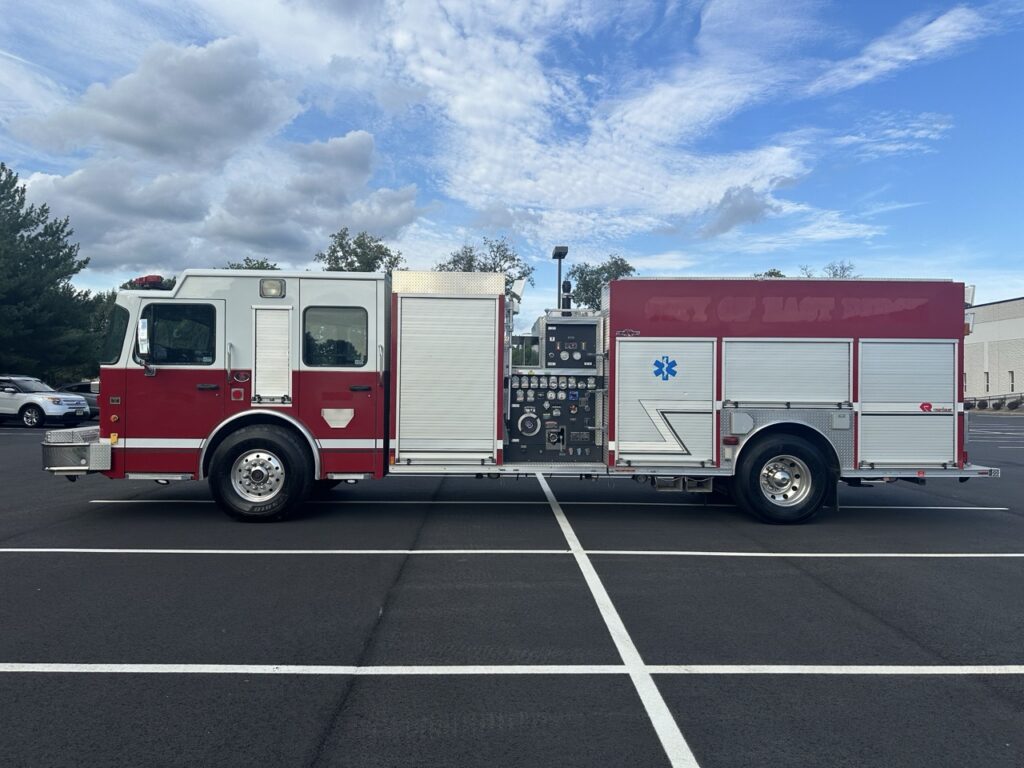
[57,380,100,418]
[0,375,90,428]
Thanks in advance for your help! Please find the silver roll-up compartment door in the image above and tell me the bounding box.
[395,295,499,461]
[859,341,957,466]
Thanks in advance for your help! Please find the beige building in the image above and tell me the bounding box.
[964,297,1024,400]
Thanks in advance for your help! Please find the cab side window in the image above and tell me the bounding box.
[139,304,216,365]
[303,307,368,367]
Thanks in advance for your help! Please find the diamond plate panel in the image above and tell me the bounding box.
[392,271,504,295]
[720,408,855,470]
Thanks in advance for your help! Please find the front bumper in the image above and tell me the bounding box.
[42,402,90,422]
[42,426,111,475]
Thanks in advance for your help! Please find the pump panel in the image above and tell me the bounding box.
[507,373,603,462]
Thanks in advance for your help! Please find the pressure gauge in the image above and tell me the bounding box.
[515,389,524,402]
[577,379,587,389]
[572,351,582,361]
[538,377,548,389]
[547,390,556,400]
[529,376,538,388]
[559,377,568,389]
[511,376,519,388]
[559,350,570,361]
[557,390,567,401]
[567,377,577,389]
[526,389,535,401]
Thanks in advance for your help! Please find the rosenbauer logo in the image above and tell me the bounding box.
[920,402,933,412]
[920,402,953,413]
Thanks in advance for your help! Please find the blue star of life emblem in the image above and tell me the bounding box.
[653,356,677,381]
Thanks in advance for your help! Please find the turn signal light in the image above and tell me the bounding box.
[722,436,739,446]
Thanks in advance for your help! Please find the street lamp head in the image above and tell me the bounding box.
[551,245,568,260]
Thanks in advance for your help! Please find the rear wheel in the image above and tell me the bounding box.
[21,405,45,429]
[734,434,829,524]
[208,425,313,521]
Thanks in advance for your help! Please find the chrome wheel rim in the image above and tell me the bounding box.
[23,408,40,427]
[758,454,811,507]
[230,449,285,503]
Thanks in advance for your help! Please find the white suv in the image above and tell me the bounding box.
[0,376,90,428]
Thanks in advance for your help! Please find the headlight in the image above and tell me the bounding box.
[46,397,62,404]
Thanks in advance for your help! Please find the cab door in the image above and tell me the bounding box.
[297,277,384,477]
[123,299,226,475]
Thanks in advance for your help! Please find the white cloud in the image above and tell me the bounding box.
[834,112,953,159]
[807,5,994,96]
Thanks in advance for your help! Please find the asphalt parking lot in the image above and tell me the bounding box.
[0,413,1022,767]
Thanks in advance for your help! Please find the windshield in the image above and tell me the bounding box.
[100,304,131,365]
[17,379,54,393]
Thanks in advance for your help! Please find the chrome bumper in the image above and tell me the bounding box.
[42,426,111,475]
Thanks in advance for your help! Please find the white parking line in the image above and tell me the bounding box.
[0,663,624,676]
[88,499,550,505]
[588,550,1024,558]
[537,473,701,768]
[2,662,1021,676]
[3,548,1023,558]
[648,665,1024,675]
[86,500,1011,511]
[0,548,569,555]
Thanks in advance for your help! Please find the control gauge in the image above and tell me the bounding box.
[515,389,524,402]
[546,390,556,400]
[511,376,519,388]
[559,350,570,361]
[557,390,567,401]
[529,376,538,388]
[538,377,548,389]
[559,377,568,389]
[572,351,582,361]
[526,389,535,402]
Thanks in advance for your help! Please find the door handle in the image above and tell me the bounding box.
[349,385,372,392]
[197,383,220,391]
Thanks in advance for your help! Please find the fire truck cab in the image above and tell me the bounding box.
[42,268,998,524]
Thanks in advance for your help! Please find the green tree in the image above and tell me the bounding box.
[567,254,636,310]
[0,162,95,382]
[227,256,279,269]
[754,267,786,278]
[434,236,534,298]
[315,227,405,273]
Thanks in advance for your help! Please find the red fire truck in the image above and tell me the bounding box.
[42,269,997,523]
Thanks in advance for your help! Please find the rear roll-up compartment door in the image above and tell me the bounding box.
[859,341,957,466]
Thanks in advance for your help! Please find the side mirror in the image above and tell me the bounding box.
[137,318,150,359]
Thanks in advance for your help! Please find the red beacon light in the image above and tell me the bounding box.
[130,274,167,289]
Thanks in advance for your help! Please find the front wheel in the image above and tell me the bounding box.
[21,405,45,429]
[733,435,830,524]
[208,425,313,521]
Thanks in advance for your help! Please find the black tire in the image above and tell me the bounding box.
[21,405,45,429]
[733,434,830,524]
[208,425,313,521]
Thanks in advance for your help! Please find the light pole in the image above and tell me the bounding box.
[551,245,568,310]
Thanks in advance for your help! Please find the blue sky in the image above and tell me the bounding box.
[1,0,1021,325]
